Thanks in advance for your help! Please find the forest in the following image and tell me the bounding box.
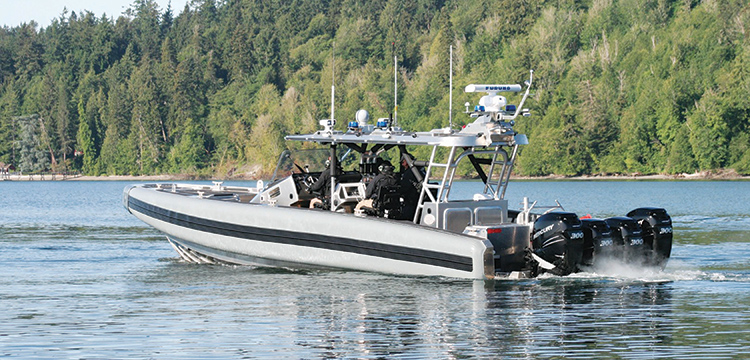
[1,0,749,178]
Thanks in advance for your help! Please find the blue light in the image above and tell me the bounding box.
[348,121,359,129]
[377,119,389,128]
[506,104,517,112]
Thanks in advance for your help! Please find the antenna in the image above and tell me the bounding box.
[331,42,335,124]
[394,53,398,128]
[393,42,398,128]
[449,45,453,129]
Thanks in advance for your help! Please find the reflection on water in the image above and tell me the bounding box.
[484,280,675,358]
[1,181,750,358]
[3,251,749,358]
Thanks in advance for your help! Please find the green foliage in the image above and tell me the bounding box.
[75,98,98,174]
[0,80,20,163]
[0,0,749,177]
[168,117,205,173]
[15,115,49,173]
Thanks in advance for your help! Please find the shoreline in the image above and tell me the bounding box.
[511,170,750,181]
[3,174,184,182]
[3,169,748,182]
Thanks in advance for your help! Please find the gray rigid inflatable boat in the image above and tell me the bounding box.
[124,71,673,279]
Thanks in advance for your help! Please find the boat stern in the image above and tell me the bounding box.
[482,246,496,279]
[465,223,534,278]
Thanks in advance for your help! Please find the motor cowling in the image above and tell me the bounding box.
[605,216,645,263]
[580,218,614,268]
[627,207,673,268]
[532,212,584,275]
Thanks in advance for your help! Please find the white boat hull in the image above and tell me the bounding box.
[124,186,495,279]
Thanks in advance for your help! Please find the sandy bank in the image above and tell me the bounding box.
[510,169,749,181]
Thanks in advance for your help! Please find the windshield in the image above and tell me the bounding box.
[270,148,357,183]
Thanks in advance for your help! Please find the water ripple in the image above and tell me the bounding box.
[1,181,750,358]
[674,214,750,232]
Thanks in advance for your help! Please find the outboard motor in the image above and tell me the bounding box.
[580,218,614,267]
[532,212,585,275]
[627,207,673,268]
[605,217,645,263]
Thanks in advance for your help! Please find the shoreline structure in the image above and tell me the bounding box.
[3,169,748,182]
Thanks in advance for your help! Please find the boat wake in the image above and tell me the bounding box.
[673,214,750,231]
[523,258,747,283]
[0,223,163,242]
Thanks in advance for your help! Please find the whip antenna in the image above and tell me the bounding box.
[449,45,453,129]
[392,42,398,128]
[394,53,398,128]
[331,42,335,123]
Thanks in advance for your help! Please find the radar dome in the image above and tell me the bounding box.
[479,95,507,112]
[355,109,370,124]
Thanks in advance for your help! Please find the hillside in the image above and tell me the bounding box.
[1,0,748,177]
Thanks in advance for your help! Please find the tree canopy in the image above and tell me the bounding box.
[1,0,749,177]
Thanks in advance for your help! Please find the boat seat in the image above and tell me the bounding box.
[373,185,404,219]
[338,171,363,183]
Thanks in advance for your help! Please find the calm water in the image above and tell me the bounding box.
[1,180,750,359]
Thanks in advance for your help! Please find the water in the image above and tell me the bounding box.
[1,180,750,358]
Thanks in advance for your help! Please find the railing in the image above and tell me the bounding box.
[1,171,81,181]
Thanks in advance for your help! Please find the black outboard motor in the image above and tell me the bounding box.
[580,218,614,267]
[627,207,673,268]
[532,212,585,275]
[605,217,645,263]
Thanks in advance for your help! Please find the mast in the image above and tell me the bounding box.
[330,43,336,209]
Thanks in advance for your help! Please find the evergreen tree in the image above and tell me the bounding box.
[75,99,97,174]
[0,80,21,163]
[0,0,749,177]
[14,115,49,173]
[168,117,205,173]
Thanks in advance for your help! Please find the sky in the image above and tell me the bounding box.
[1,0,189,28]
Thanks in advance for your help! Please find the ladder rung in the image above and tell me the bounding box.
[425,183,450,190]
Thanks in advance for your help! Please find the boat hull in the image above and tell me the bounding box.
[124,186,495,279]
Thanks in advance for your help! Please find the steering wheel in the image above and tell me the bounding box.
[301,174,318,191]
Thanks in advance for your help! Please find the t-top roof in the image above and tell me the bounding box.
[285,124,525,148]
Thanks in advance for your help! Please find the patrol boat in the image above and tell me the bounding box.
[123,70,673,279]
